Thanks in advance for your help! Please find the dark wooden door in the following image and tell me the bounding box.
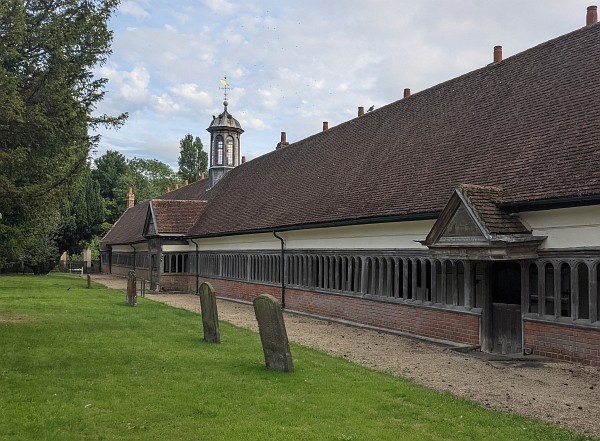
[491,262,522,354]
[492,303,522,354]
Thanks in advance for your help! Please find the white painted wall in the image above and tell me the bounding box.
[112,243,148,253]
[114,205,600,254]
[194,220,435,252]
[519,205,600,249]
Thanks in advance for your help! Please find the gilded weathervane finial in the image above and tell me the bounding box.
[219,76,229,106]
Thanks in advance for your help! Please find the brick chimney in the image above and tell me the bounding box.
[200,172,206,180]
[493,46,502,63]
[276,131,290,150]
[241,156,246,164]
[587,5,598,26]
[403,88,411,98]
[175,183,179,190]
[323,121,329,131]
[166,186,170,192]
[184,179,189,186]
[127,187,135,209]
[358,106,365,117]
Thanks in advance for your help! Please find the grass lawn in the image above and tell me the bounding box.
[0,274,595,441]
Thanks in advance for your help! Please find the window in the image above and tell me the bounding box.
[216,136,223,165]
[226,137,234,166]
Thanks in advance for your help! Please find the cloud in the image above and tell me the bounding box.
[169,83,213,107]
[96,0,594,167]
[201,0,237,15]
[119,1,150,20]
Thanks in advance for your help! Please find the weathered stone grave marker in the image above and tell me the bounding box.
[253,294,294,372]
[199,282,220,343]
[126,270,137,306]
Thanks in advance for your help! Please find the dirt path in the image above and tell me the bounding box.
[93,274,600,437]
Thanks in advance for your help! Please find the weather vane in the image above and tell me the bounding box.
[219,76,229,102]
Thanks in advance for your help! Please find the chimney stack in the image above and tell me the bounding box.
[184,179,189,186]
[241,156,246,164]
[276,131,290,150]
[323,121,329,131]
[127,187,135,209]
[493,46,502,63]
[358,106,364,117]
[166,186,171,192]
[175,183,179,190]
[403,88,411,99]
[200,172,206,180]
[587,5,598,26]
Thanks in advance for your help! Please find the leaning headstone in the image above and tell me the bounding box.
[126,270,137,306]
[199,282,220,343]
[253,294,294,372]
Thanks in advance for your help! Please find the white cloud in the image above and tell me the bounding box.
[240,116,268,131]
[153,94,182,114]
[96,64,150,103]
[201,0,236,14]
[170,83,213,107]
[95,0,595,166]
[119,1,149,20]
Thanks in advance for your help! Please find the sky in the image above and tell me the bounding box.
[92,0,595,170]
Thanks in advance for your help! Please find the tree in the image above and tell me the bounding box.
[92,150,128,200]
[91,150,127,223]
[0,0,126,271]
[116,158,178,211]
[56,169,105,255]
[178,134,208,182]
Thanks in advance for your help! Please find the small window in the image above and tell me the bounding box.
[226,137,234,166]
[216,136,224,165]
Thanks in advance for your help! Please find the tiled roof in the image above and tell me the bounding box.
[458,184,530,235]
[159,178,211,201]
[151,199,207,235]
[99,201,149,249]
[189,23,600,236]
[102,22,600,246]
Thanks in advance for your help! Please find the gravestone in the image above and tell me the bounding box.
[253,294,294,372]
[126,270,137,306]
[199,282,220,343]
[86,274,91,289]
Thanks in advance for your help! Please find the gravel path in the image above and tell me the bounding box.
[93,274,600,437]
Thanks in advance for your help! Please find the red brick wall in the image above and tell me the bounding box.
[524,320,600,366]
[199,277,480,345]
[108,265,149,280]
[160,274,195,292]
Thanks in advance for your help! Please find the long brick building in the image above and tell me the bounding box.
[101,7,600,365]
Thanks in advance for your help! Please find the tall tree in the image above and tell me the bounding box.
[91,149,127,223]
[116,158,177,211]
[57,169,105,255]
[92,150,128,200]
[178,134,208,182]
[0,0,126,271]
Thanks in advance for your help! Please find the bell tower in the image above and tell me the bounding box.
[207,77,244,188]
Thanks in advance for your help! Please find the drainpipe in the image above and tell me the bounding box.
[190,238,200,294]
[272,231,286,309]
[129,243,136,270]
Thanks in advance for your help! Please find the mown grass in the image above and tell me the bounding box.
[0,274,595,441]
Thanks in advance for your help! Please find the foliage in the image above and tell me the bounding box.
[0,275,593,441]
[91,149,127,200]
[56,169,105,255]
[91,149,128,223]
[115,157,178,210]
[178,133,208,182]
[0,0,125,269]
